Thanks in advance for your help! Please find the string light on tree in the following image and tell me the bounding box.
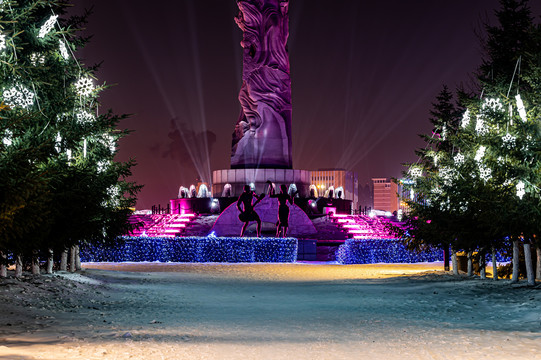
[474,146,486,162]
[409,189,414,200]
[409,166,423,178]
[516,180,525,199]
[76,110,94,123]
[74,77,94,97]
[439,166,454,186]
[103,134,116,153]
[3,129,12,146]
[59,40,69,60]
[479,165,492,182]
[55,132,62,153]
[0,33,6,51]
[515,94,527,122]
[454,153,464,166]
[97,160,109,173]
[38,15,58,38]
[30,53,45,66]
[461,109,470,128]
[3,84,35,109]
[483,98,503,112]
[475,115,489,136]
[502,133,516,148]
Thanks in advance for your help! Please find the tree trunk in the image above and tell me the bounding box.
[535,246,541,280]
[467,250,473,277]
[443,246,450,271]
[75,245,81,271]
[60,249,68,271]
[15,254,23,278]
[492,247,498,281]
[479,250,486,279]
[31,250,40,275]
[511,239,520,283]
[0,251,6,278]
[46,249,54,274]
[452,250,458,275]
[69,246,76,273]
[524,242,535,286]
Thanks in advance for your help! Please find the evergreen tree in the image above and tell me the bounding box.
[0,0,141,273]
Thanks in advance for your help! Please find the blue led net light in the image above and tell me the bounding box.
[80,236,298,263]
[336,239,511,264]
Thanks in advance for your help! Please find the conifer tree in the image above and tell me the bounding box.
[0,0,140,274]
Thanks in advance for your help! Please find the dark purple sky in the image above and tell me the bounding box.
[72,0,541,209]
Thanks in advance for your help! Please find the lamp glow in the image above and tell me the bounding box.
[38,15,58,38]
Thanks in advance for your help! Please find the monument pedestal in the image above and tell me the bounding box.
[212,168,311,198]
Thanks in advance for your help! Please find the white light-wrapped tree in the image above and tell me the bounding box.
[0,0,141,277]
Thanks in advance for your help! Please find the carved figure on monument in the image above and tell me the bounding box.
[231,0,292,169]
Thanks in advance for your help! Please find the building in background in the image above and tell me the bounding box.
[372,178,398,214]
[311,169,358,210]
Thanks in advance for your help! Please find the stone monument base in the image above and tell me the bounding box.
[212,168,311,198]
[211,195,317,237]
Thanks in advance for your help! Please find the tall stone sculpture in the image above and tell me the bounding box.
[231,0,292,169]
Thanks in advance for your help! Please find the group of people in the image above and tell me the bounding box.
[237,184,297,237]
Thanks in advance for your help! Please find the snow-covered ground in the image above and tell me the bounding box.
[1,262,540,359]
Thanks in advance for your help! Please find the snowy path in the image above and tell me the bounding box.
[1,263,540,359]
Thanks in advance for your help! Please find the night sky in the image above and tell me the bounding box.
[71,0,541,209]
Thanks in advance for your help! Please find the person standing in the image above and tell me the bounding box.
[237,185,264,237]
[271,184,296,237]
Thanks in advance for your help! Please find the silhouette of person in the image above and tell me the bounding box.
[271,184,297,237]
[237,185,264,237]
